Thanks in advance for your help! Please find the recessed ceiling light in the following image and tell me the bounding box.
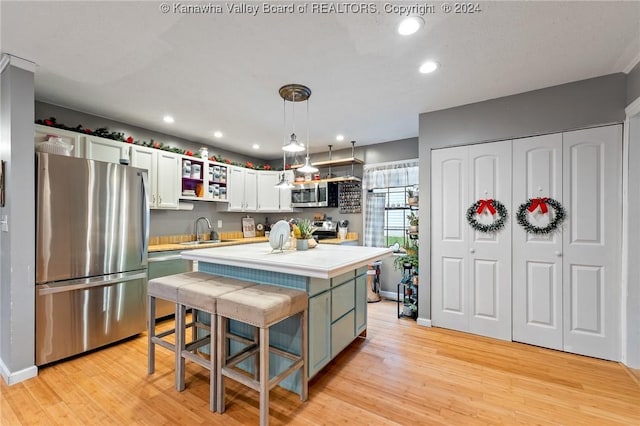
[419,61,439,74]
[213,131,223,138]
[163,115,174,123]
[336,135,344,141]
[252,144,260,150]
[398,16,423,36]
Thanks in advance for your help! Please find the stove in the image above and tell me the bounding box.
[312,220,337,240]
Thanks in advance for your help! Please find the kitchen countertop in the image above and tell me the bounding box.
[148,236,359,252]
[182,242,392,279]
[148,237,268,252]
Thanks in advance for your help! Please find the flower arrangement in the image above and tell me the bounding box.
[37,116,276,170]
[295,219,317,239]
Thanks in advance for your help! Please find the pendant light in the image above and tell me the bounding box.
[297,98,319,174]
[275,88,295,188]
[280,84,309,153]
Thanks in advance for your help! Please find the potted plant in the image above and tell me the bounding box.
[295,219,317,251]
[407,211,419,234]
[407,185,419,206]
[394,241,418,272]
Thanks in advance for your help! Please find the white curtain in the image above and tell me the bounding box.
[363,159,419,191]
[364,193,385,247]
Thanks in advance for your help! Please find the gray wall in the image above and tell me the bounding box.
[35,101,263,166]
[0,60,37,383]
[627,61,640,105]
[418,73,628,323]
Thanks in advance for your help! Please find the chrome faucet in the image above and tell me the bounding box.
[195,217,212,242]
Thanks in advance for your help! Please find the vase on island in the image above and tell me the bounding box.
[296,238,309,251]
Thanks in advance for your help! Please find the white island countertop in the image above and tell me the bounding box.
[182,243,392,279]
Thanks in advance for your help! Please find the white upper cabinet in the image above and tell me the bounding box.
[244,169,258,210]
[130,145,180,210]
[257,171,281,211]
[85,135,126,164]
[224,166,257,211]
[130,145,157,207]
[155,151,181,209]
[261,170,297,212]
[278,170,295,212]
[34,124,84,158]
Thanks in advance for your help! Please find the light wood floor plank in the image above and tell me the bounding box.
[2,300,639,425]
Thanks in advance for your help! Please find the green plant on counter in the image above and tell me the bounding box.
[296,219,317,239]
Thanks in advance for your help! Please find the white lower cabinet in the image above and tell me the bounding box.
[431,124,622,361]
[130,145,180,209]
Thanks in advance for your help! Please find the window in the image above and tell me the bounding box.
[363,159,419,248]
[371,186,415,247]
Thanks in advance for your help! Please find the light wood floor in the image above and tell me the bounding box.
[2,300,639,425]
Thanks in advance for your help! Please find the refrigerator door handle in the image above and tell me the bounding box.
[139,170,150,265]
[37,271,147,296]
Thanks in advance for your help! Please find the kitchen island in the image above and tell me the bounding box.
[182,243,392,391]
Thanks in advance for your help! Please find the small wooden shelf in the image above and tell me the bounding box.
[179,195,228,203]
[290,157,364,169]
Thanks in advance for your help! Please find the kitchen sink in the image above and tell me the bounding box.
[179,239,236,246]
[179,240,218,246]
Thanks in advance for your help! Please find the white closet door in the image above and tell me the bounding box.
[468,141,512,340]
[432,146,469,332]
[512,133,563,350]
[432,142,512,340]
[562,125,621,361]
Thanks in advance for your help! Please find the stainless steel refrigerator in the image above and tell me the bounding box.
[35,153,149,365]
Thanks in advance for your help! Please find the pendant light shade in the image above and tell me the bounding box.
[275,171,293,188]
[298,156,318,174]
[282,133,305,152]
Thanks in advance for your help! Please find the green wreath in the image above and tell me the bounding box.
[516,197,566,234]
[466,199,508,233]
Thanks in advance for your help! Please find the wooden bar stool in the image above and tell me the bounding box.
[147,272,215,388]
[216,284,309,426]
[175,276,257,411]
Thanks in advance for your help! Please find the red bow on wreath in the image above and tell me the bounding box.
[476,199,497,215]
[527,197,549,214]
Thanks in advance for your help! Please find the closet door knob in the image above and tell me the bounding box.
[555,251,562,257]
[469,248,475,254]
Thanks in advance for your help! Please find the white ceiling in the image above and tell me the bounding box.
[2,1,639,159]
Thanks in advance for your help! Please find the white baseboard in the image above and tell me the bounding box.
[380,290,432,327]
[0,357,38,385]
[380,290,399,300]
[416,318,432,327]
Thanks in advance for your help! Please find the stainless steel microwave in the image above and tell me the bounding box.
[291,181,339,208]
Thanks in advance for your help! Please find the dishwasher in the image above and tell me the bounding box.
[148,250,194,319]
